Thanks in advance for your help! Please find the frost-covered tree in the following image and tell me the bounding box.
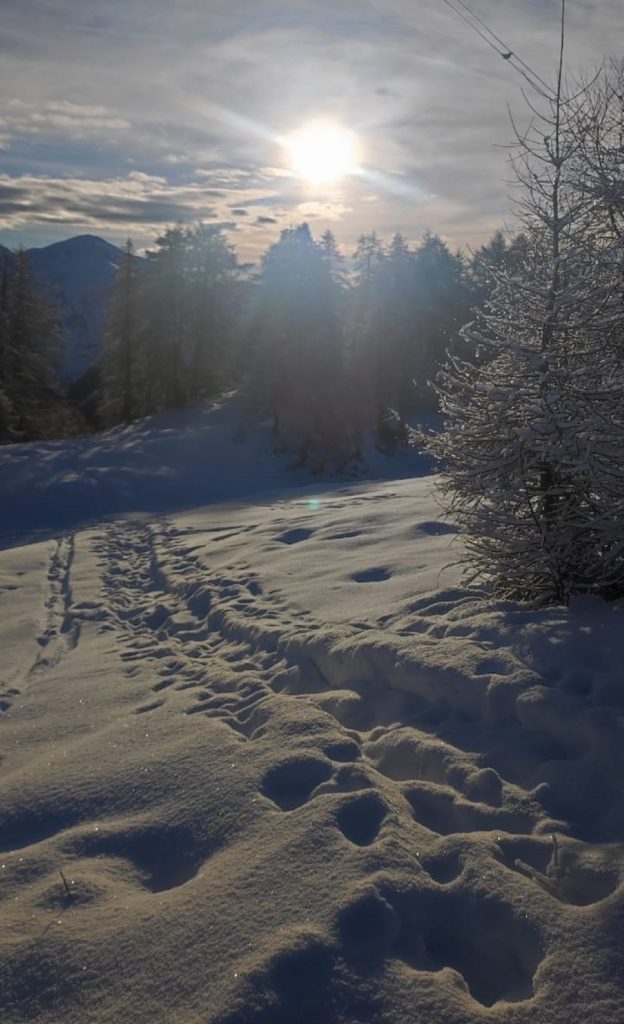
[571,58,624,244]
[569,59,624,363]
[427,13,624,603]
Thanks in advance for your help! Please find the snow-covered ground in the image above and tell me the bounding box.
[1,401,624,1024]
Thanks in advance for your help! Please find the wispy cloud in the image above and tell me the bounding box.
[0,98,130,142]
[0,172,221,228]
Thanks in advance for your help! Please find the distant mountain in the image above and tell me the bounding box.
[25,235,125,382]
[0,244,15,270]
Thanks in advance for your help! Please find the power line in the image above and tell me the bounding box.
[439,0,555,100]
[452,0,554,94]
[440,0,501,58]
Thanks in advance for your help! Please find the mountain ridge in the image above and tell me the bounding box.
[0,234,126,383]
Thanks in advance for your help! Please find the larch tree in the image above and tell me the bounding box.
[427,5,624,603]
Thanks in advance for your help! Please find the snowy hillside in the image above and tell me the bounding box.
[0,395,434,549]
[1,401,624,1024]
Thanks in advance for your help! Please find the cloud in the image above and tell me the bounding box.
[0,98,130,144]
[0,172,221,230]
[0,0,621,257]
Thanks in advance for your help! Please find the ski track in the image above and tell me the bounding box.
[30,534,80,676]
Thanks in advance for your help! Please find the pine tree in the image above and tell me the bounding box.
[469,230,510,305]
[4,250,61,440]
[319,229,347,289]
[0,257,13,439]
[413,232,469,392]
[184,225,241,400]
[372,233,415,441]
[352,232,386,289]
[144,226,188,412]
[251,223,351,468]
[101,239,142,426]
[349,233,387,443]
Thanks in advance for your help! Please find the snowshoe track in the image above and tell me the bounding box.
[97,520,623,922]
[3,515,624,1022]
[96,522,284,733]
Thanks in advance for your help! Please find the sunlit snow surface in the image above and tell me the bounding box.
[1,398,624,1024]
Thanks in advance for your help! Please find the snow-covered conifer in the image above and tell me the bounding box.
[428,15,624,603]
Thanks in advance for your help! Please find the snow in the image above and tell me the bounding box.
[0,394,433,549]
[1,398,624,1024]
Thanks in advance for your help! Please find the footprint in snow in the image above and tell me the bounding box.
[351,567,391,583]
[71,823,216,893]
[261,755,333,810]
[275,528,314,545]
[412,521,458,536]
[336,792,388,846]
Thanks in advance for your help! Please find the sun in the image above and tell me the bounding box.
[285,121,360,183]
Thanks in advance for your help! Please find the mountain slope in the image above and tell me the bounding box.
[0,243,14,268]
[26,235,124,381]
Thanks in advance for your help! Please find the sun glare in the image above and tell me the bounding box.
[285,122,360,183]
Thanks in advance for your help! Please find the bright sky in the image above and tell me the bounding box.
[0,0,621,260]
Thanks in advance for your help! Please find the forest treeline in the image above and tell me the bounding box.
[0,218,517,458]
[98,222,521,468]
